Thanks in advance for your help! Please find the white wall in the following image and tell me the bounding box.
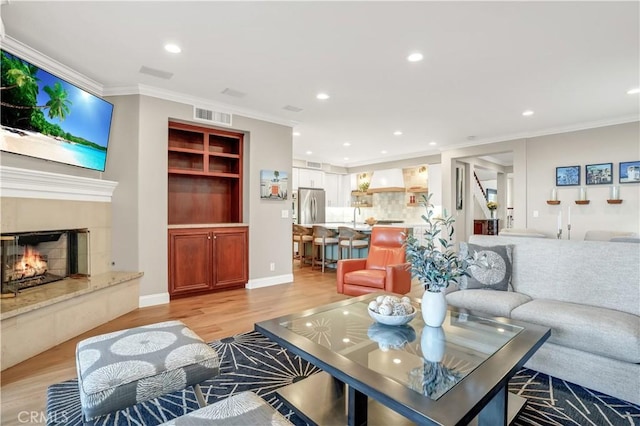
[524,122,640,240]
[440,122,639,241]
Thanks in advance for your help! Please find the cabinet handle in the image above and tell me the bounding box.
[208,235,211,240]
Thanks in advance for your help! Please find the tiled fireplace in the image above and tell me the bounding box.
[0,166,142,371]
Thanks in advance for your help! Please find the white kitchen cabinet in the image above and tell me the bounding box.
[324,173,339,207]
[298,168,324,189]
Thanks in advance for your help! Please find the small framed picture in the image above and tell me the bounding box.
[556,166,580,186]
[260,169,288,200]
[585,163,613,185]
[619,161,640,184]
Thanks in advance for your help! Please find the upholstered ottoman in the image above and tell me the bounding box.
[159,391,293,425]
[76,320,220,420]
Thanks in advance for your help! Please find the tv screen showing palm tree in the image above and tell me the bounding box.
[1,50,114,172]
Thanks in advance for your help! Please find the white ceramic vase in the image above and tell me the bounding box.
[421,290,447,327]
[420,325,445,362]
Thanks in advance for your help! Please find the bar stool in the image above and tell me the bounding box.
[312,225,339,272]
[338,226,370,259]
[293,224,313,267]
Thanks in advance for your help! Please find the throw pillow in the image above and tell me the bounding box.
[459,243,514,291]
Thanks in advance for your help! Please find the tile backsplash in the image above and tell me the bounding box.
[327,192,441,225]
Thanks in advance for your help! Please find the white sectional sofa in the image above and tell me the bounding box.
[446,234,640,405]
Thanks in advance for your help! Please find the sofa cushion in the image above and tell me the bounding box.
[459,243,513,291]
[446,290,531,318]
[511,299,640,364]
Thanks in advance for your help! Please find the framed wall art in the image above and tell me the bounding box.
[585,163,613,185]
[619,161,640,183]
[455,167,464,210]
[260,169,288,200]
[555,166,580,186]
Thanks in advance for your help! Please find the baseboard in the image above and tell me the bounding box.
[139,292,170,307]
[246,274,294,289]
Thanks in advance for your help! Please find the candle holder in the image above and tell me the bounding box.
[546,200,561,205]
[606,199,623,204]
[556,229,563,240]
[574,200,590,205]
[567,224,571,240]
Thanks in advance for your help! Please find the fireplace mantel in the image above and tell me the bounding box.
[0,166,118,202]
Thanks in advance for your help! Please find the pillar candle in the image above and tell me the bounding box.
[610,185,619,200]
[551,188,557,201]
[579,187,586,201]
[567,206,571,226]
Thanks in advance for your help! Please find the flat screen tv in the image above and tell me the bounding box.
[1,49,114,172]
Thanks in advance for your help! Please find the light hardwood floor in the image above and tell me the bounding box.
[2,266,422,425]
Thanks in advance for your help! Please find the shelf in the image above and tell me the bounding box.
[406,187,428,193]
[607,199,623,204]
[368,187,405,193]
[351,191,371,196]
[351,203,372,207]
[546,200,561,205]
[574,200,590,205]
[406,203,424,207]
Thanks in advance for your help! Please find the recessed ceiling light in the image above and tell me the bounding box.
[407,52,423,62]
[293,131,301,136]
[164,43,181,54]
[627,87,640,95]
[393,131,403,136]
[429,141,437,146]
[306,150,313,155]
[522,110,534,116]
[343,142,351,147]
[381,150,388,154]
[316,93,330,100]
[344,157,349,161]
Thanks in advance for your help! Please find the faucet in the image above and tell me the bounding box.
[353,206,361,226]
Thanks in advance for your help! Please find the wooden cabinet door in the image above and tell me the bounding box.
[212,227,248,288]
[169,229,212,295]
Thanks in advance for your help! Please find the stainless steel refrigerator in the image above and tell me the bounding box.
[297,187,325,224]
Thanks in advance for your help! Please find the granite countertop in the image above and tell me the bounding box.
[1,271,144,320]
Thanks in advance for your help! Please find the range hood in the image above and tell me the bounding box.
[368,169,406,192]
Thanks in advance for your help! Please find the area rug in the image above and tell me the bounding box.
[47,330,640,426]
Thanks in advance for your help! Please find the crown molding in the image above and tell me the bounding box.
[104,84,298,128]
[1,36,105,96]
[0,166,118,202]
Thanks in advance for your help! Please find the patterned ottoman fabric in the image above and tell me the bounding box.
[159,391,293,426]
[76,320,220,420]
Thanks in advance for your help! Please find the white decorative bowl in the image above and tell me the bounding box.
[368,307,417,326]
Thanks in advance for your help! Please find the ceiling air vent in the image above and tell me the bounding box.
[306,161,323,170]
[193,106,233,126]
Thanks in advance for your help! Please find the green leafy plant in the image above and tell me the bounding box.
[405,193,476,292]
[358,181,370,192]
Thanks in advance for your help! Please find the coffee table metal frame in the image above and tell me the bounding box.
[255,293,550,426]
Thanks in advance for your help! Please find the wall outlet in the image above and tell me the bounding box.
[281,210,289,218]
[269,262,275,271]
[533,210,539,218]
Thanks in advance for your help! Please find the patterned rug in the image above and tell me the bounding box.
[47,331,640,425]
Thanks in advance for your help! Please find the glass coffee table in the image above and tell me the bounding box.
[255,293,550,426]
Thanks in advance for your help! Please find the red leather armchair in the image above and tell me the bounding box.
[336,226,412,296]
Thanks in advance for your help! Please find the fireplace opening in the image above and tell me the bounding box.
[1,229,89,296]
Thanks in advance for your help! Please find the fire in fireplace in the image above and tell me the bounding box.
[1,229,89,296]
